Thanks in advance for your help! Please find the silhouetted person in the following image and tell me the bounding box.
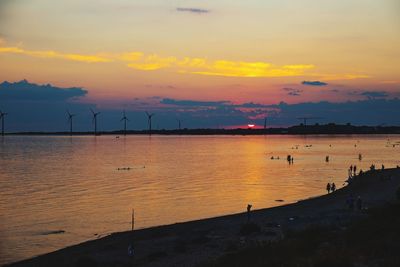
[382,164,385,170]
[291,157,294,164]
[325,156,329,162]
[370,164,375,171]
[247,204,252,222]
[287,155,291,164]
[350,165,353,174]
[356,196,363,211]
[353,165,357,176]
[359,154,362,161]
[326,183,331,194]
[331,183,336,192]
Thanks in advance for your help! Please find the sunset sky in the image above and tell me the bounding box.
[0,0,399,131]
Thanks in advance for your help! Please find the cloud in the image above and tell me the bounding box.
[176,7,210,14]
[0,41,367,79]
[0,79,87,101]
[302,81,328,86]
[283,87,303,96]
[151,97,400,127]
[0,80,95,132]
[188,62,315,78]
[127,54,176,70]
[0,46,113,63]
[347,90,390,99]
[1,80,399,131]
[361,91,388,99]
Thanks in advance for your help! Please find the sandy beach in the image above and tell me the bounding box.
[7,167,400,267]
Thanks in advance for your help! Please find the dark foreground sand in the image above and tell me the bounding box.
[8,168,400,267]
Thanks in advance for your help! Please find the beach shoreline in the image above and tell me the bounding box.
[7,167,400,267]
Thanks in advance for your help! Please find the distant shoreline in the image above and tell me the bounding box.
[8,168,400,267]
[3,124,400,136]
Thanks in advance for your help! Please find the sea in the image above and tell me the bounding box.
[0,134,399,264]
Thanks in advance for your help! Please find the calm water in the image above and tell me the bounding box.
[0,135,399,264]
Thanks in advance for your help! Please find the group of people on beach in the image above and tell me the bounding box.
[287,155,294,164]
[326,182,336,193]
[348,165,358,177]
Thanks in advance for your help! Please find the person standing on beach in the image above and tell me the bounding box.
[331,183,336,192]
[247,204,252,222]
[326,183,331,194]
[353,165,357,176]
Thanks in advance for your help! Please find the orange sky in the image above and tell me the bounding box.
[0,0,399,105]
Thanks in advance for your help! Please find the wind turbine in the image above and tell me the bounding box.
[263,117,267,130]
[177,119,182,130]
[90,108,101,135]
[145,111,155,134]
[0,109,8,136]
[121,110,129,136]
[66,110,76,136]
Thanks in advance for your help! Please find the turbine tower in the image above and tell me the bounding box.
[120,110,129,136]
[177,119,182,130]
[90,108,101,135]
[145,111,155,135]
[67,110,76,136]
[0,109,8,136]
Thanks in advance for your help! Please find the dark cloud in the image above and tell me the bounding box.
[347,90,389,99]
[155,97,400,127]
[361,91,388,99]
[0,80,94,132]
[0,79,87,101]
[1,80,399,131]
[267,99,400,126]
[302,81,328,86]
[237,102,267,108]
[283,87,303,96]
[176,7,210,14]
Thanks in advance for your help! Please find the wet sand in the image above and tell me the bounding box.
[8,168,400,267]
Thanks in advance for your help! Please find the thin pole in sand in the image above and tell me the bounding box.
[131,209,135,231]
